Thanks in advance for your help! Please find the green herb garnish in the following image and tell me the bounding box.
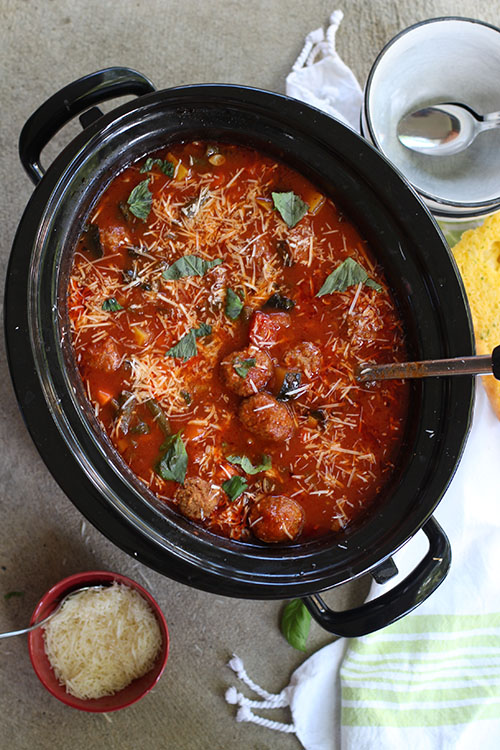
[4,591,24,601]
[162,255,223,281]
[280,599,311,651]
[156,432,188,484]
[166,324,212,362]
[127,178,152,221]
[222,475,248,502]
[192,322,212,337]
[180,390,192,405]
[102,297,123,312]
[227,454,272,475]
[140,157,175,177]
[145,399,171,436]
[272,191,309,228]
[225,288,244,320]
[233,357,256,378]
[316,257,382,297]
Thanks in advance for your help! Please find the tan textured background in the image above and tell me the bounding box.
[1,2,498,749]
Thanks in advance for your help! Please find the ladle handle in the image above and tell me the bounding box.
[302,517,450,638]
[357,346,500,382]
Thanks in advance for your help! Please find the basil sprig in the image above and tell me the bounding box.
[225,288,244,320]
[127,178,152,221]
[222,475,247,502]
[280,599,312,651]
[140,157,174,177]
[316,257,382,297]
[156,432,188,484]
[162,255,223,280]
[166,323,212,362]
[272,191,309,228]
[233,357,256,378]
[102,297,123,312]
[226,454,271,475]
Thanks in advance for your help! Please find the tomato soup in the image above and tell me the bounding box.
[68,142,409,543]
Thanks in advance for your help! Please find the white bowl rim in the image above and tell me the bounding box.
[363,15,500,212]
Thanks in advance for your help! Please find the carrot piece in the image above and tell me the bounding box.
[95,388,114,406]
[167,152,188,180]
[116,438,129,453]
[304,190,326,215]
[132,326,150,346]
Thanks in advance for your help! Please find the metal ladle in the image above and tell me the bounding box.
[397,102,500,156]
[356,346,500,383]
[0,585,106,639]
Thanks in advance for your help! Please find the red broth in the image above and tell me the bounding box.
[68,142,409,543]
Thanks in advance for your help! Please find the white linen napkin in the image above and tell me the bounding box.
[226,11,500,748]
[285,9,362,131]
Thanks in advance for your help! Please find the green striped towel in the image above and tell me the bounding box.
[227,384,500,749]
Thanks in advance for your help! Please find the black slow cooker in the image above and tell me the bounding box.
[4,68,474,637]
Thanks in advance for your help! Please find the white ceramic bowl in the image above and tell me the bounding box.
[362,17,500,220]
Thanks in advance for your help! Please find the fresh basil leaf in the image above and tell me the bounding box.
[316,257,382,297]
[166,324,212,362]
[222,475,247,501]
[166,330,197,362]
[272,191,309,228]
[180,390,192,405]
[162,255,223,280]
[156,432,188,484]
[4,591,24,601]
[127,178,152,221]
[140,157,175,177]
[225,288,244,320]
[227,454,271,475]
[102,297,123,312]
[280,599,311,651]
[233,357,256,378]
[193,323,212,338]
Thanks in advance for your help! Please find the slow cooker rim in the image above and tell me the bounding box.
[5,82,475,597]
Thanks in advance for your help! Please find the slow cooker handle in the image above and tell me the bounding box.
[302,516,450,638]
[19,67,156,185]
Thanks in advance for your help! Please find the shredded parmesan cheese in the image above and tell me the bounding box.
[43,583,162,700]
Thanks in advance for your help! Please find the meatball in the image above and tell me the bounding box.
[284,341,322,377]
[85,338,122,373]
[238,392,294,441]
[175,477,219,521]
[220,347,273,397]
[249,495,305,543]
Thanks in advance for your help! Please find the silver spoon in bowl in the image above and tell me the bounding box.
[397,102,500,156]
[356,346,500,383]
[0,585,106,639]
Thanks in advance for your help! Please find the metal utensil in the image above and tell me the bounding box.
[397,102,500,156]
[356,346,500,383]
[0,585,106,639]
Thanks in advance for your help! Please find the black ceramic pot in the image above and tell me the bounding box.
[4,68,474,637]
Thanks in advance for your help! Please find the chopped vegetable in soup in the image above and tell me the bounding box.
[68,142,409,543]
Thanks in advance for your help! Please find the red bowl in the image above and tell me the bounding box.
[28,570,169,712]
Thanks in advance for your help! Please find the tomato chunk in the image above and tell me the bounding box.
[248,311,291,348]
